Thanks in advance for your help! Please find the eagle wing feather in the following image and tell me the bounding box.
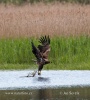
[31,41,43,63]
[38,35,50,59]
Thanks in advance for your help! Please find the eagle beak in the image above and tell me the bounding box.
[38,71,41,75]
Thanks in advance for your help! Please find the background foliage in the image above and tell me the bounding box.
[0,36,90,66]
[0,0,90,5]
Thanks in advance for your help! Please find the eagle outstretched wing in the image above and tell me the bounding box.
[31,41,44,63]
[38,35,50,59]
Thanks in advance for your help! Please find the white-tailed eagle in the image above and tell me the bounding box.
[31,35,51,75]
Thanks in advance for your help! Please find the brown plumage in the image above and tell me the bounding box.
[31,35,51,75]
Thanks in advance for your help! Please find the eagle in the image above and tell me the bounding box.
[31,35,51,75]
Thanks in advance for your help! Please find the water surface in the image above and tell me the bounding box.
[0,87,90,100]
[0,70,90,100]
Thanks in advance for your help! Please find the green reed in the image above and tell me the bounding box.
[0,35,90,69]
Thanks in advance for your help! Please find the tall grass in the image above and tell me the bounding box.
[0,38,33,64]
[0,3,90,69]
[0,36,90,70]
[0,3,90,38]
[51,36,90,64]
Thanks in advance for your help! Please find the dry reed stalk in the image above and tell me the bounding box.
[0,3,90,38]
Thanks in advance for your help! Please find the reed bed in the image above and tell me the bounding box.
[0,3,90,69]
[0,36,90,70]
[0,3,90,38]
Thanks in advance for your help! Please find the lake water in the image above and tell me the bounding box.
[0,70,90,100]
[0,87,90,100]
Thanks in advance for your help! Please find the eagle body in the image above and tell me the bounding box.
[31,36,51,75]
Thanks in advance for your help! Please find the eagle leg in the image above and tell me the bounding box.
[38,65,43,75]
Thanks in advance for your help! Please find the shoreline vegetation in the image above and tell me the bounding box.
[0,36,90,70]
[0,2,90,70]
[0,0,90,5]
